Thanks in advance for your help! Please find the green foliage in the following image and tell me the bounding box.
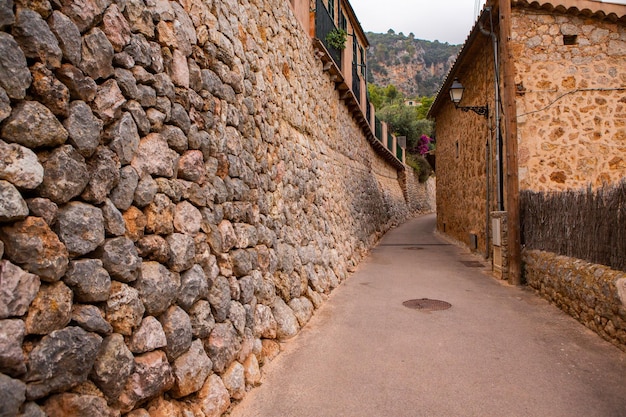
[326,28,347,50]
[368,82,435,155]
[405,154,434,183]
[367,84,384,109]
[416,96,434,119]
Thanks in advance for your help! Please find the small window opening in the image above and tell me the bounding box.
[563,35,577,45]
[455,140,460,158]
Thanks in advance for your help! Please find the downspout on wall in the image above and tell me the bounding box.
[479,7,502,258]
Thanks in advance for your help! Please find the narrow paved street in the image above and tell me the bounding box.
[230,213,626,417]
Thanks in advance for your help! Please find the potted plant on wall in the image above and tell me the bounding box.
[326,28,347,50]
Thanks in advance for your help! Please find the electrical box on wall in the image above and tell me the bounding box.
[469,233,478,250]
[492,218,501,247]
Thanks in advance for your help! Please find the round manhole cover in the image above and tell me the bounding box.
[403,298,452,311]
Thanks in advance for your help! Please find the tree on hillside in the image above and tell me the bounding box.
[368,83,434,149]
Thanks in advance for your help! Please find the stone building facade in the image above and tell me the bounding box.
[429,0,626,350]
[0,0,432,415]
[512,1,626,191]
[429,32,497,256]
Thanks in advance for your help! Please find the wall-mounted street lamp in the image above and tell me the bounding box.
[449,78,488,118]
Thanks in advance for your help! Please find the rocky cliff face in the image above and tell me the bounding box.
[366,31,460,97]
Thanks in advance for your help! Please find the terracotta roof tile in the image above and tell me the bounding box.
[512,0,626,21]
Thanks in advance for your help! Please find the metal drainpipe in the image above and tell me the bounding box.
[480,7,503,212]
[479,7,504,258]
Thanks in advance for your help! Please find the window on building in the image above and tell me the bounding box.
[359,45,366,76]
[327,0,335,21]
[339,11,347,31]
[563,34,578,45]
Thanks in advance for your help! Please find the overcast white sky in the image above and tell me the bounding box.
[349,0,487,44]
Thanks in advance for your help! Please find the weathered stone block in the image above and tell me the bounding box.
[136,234,170,263]
[0,217,68,282]
[29,63,70,117]
[221,361,245,400]
[82,146,121,204]
[102,3,130,52]
[242,353,261,387]
[1,101,67,149]
[0,0,15,29]
[13,8,62,68]
[24,281,73,335]
[131,133,179,178]
[55,64,97,102]
[110,165,139,211]
[63,259,111,303]
[107,112,140,166]
[102,198,126,236]
[288,296,314,327]
[63,100,102,158]
[0,319,26,376]
[70,304,112,334]
[205,322,240,373]
[253,303,277,339]
[189,300,215,339]
[159,306,192,361]
[55,202,105,256]
[177,264,208,311]
[99,236,141,283]
[0,373,26,417]
[92,79,125,123]
[105,281,144,335]
[122,206,147,242]
[116,350,174,412]
[135,261,180,315]
[0,180,28,222]
[208,275,231,323]
[134,175,158,208]
[166,232,195,272]
[0,32,31,99]
[43,393,115,417]
[57,0,112,33]
[90,333,134,400]
[48,11,82,66]
[37,145,89,205]
[128,316,167,354]
[170,339,212,398]
[25,326,102,400]
[271,297,299,340]
[188,374,230,417]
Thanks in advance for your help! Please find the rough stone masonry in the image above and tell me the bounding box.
[0,0,430,415]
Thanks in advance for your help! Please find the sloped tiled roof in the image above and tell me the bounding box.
[428,0,626,118]
[512,0,626,22]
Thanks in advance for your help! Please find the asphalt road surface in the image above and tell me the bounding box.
[229,213,626,417]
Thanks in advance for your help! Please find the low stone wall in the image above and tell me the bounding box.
[523,249,626,351]
[0,0,418,415]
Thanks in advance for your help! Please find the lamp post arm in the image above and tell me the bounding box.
[458,105,489,118]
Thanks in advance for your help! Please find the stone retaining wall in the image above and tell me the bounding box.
[0,0,419,415]
[405,173,435,214]
[523,249,626,351]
